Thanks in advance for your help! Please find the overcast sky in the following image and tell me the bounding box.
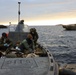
[0,0,76,25]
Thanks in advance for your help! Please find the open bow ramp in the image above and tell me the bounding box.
[0,54,58,75]
[0,57,49,75]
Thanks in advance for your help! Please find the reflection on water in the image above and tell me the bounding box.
[31,25,76,64]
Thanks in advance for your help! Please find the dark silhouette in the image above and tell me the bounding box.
[15,20,24,32]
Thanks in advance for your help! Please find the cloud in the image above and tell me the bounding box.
[0,0,76,24]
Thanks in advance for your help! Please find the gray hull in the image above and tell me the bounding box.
[0,52,58,75]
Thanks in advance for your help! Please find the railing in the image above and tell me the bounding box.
[8,24,29,44]
[8,24,29,32]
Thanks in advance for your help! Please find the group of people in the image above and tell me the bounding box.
[0,27,39,55]
[15,27,39,53]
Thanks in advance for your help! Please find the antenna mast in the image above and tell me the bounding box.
[18,2,21,23]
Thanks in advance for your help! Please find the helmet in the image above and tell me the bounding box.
[2,32,7,38]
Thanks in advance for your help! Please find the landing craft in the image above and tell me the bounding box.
[0,24,59,75]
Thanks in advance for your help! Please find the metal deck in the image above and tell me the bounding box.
[0,57,50,75]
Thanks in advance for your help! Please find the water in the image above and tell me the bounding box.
[0,25,76,64]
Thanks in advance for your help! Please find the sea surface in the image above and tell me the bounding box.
[0,25,76,65]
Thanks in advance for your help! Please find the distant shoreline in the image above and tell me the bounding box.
[0,25,7,28]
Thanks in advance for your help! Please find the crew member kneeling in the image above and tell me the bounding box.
[0,32,12,51]
[18,34,34,53]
